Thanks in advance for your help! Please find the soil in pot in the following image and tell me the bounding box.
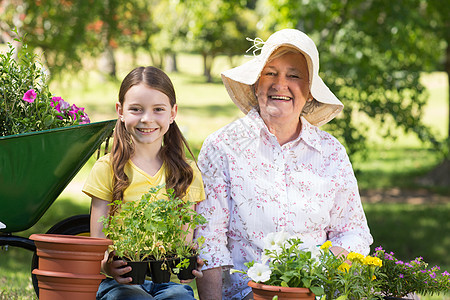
[149,259,171,284]
[172,255,197,281]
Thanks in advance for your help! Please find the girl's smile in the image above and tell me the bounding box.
[117,83,177,147]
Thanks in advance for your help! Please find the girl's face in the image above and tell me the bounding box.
[117,83,177,147]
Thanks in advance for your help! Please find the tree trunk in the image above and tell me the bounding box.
[99,44,116,81]
[202,53,213,83]
[446,42,450,138]
[166,53,178,73]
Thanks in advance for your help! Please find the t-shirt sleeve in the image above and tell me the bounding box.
[82,156,114,202]
[184,161,206,203]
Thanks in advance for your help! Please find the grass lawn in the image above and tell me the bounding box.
[1,51,448,299]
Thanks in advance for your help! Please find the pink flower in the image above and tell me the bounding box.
[69,104,80,119]
[51,96,62,112]
[23,89,37,103]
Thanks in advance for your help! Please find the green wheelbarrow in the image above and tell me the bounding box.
[0,119,116,296]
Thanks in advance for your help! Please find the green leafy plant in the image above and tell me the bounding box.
[0,29,89,136]
[373,246,450,298]
[234,232,383,300]
[322,251,382,300]
[101,185,206,262]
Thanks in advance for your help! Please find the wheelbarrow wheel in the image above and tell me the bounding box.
[31,214,91,297]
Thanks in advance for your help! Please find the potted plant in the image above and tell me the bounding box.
[101,185,206,284]
[1,29,90,137]
[1,30,118,299]
[372,246,450,299]
[234,232,383,300]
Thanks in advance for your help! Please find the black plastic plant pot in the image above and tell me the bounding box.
[122,261,149,285]
[173,255,197,281]
[149,260,171,284]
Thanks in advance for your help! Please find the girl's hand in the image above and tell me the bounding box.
[179,256,204,284]
[102,251,133,284]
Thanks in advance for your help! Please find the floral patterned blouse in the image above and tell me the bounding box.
[195,108,373,299]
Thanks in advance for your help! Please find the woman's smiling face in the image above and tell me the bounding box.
[255,50,311,127]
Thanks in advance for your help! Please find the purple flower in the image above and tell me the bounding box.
[79,113,90,124]
[443,271,450,276]
[399,274,404,278]
[77,107,90,124]
[431,265,440,272]
[23,89,37,103]
[375,246,384,252]
[59,99,70,110]
[430,272,436,279]
[395,261,404,265]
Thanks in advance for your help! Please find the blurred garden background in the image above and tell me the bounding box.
[0,0,449,299]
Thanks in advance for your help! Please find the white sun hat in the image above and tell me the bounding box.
[221,28,344,127]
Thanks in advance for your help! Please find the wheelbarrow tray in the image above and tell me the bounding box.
[0,120,116,233]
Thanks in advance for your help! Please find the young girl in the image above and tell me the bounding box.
[83,66,205,299]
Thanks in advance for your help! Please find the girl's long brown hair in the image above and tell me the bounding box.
[110,66,194,215]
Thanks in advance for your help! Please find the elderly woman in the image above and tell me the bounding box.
[194,29,373,299]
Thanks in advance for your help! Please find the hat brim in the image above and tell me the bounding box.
[221,46,343,127]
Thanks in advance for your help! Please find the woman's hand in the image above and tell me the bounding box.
[179,256,204,284]
[102,251,133,284]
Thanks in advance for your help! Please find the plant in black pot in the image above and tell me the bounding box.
[101,185,206,284]
[172,227,206,281]
[141,186,207,282]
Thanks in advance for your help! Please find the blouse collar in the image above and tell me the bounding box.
[246,108,322,152]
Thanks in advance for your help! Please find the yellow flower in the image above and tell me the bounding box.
[338,262,351,273]
[372,275,376,281]
[363,256,383,267]
[347,252,364,263]
[320,241,333,250]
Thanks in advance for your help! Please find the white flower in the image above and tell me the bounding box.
[247,263,272,283]
[306,245,323,262]
[263,231,290,252]
[261,253,271,264]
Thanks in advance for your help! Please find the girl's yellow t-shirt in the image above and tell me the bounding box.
[82,153,205,204]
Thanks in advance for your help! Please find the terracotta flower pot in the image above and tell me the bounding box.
[248,281,316,300]
[30,234,112,275]
[30,234,112,300]
[32,269,104,300]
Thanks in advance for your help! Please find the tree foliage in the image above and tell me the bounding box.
[183,0,258,82]
[0,0,448,163]
[258,0,446,160]
[1,0,104,77]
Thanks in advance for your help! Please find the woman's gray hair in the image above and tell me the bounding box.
[301,99,322,116]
